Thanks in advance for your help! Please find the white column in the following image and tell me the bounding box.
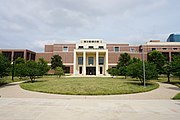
[105,50,108,75]
[96,51,99,76]
[73,50,76,75]
[83,51,86,75]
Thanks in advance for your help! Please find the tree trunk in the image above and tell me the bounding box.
[157,75,159,80]
[167,74,170,83]
[139,79,143,85]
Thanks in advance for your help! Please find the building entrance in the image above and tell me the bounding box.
[86,67,96,75]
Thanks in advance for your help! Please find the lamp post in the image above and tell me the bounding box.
[139,45,146,87]
[12,56,15,81]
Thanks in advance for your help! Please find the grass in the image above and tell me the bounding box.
[20,77,159,95]
[173,93,180,100]
[0,76,28,86]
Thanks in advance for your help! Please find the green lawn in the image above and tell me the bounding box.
[173,93,180,100]
[0,76,28,86]
[20,77,159,95]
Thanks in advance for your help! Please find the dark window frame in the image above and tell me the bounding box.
[63,46,68,52]
[88,57,94,65]
[114,47,119,52]
[78,57,83,65]
[99,57,104,65]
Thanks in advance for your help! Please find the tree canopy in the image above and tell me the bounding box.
[37,58,50,76]
[55,67,64,78]
[15,58,49,82]
[116,53,131,78]
[0,54,11,78]
[148,50,166,75]
[171,55,180,79]
[127,61,158,84]
[51,55,64,70]
[107,68,118,77]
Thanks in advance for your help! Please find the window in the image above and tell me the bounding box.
[99,46,104,49]
[78,57,83,65]
[99,57,104,65]
[152,48,156,51]
[64,67,70,73]
[88,57,94,65]
[63,46,68,52]
[173,48,177,50]
[89,46,94,49]
[114,47,119,52]
[130,48,135,52]
[162,48,167,50]
[78,46,83,49]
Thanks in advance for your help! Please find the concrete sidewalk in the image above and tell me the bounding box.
[0,82,180,99]
[0,82,180,120]
[0,98,179,120]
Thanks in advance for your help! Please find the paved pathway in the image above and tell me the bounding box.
[0,82,180,99]
[0,82,180,120]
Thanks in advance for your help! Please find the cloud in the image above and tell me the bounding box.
[0,0,180,52]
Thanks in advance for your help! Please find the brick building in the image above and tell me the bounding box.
[1,35,180,76]
[0,49,36,61]
[36,39,180,76]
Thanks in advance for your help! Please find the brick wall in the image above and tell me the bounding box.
[36,52,53,63]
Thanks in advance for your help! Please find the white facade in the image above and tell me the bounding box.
[74,39,108,76]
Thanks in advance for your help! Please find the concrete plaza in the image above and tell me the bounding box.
[0,82,180,120]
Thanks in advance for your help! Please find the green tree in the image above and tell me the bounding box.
[148,51,166,78]
[14,57,25,64]
[15,63,27,79]
[51,55,64,70]
[26,61,40,82]
[15,59,50,82]
[0,54,11,78]
[107,68,118,77]
[116,53,131,79]
[127,61,158,84]
[14,57,26,79]
[163,62,172,83]
[130,57,141,64]
[37,58,50,76]
[171,55,180,79]
[55,67,64,78]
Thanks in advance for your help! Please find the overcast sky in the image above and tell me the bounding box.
[0,0,180,52]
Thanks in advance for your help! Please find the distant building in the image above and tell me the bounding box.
[167,34,180,42]
[0,49,36,61]
[36,39,180,76]
[1,35,180,76]
[141,40,180,62]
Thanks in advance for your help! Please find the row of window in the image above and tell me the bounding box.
[78,46,104,49]
[84,40,101,43]
[78,57,104,65]
[114,47,137,52]
[152,48,178,51]
[63,46,179,52]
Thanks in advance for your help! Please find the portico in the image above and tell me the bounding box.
[73,49,108,76]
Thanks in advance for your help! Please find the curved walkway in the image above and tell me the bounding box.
[0,82,179,100]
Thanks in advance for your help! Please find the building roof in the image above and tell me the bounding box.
[145,42,180,45]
